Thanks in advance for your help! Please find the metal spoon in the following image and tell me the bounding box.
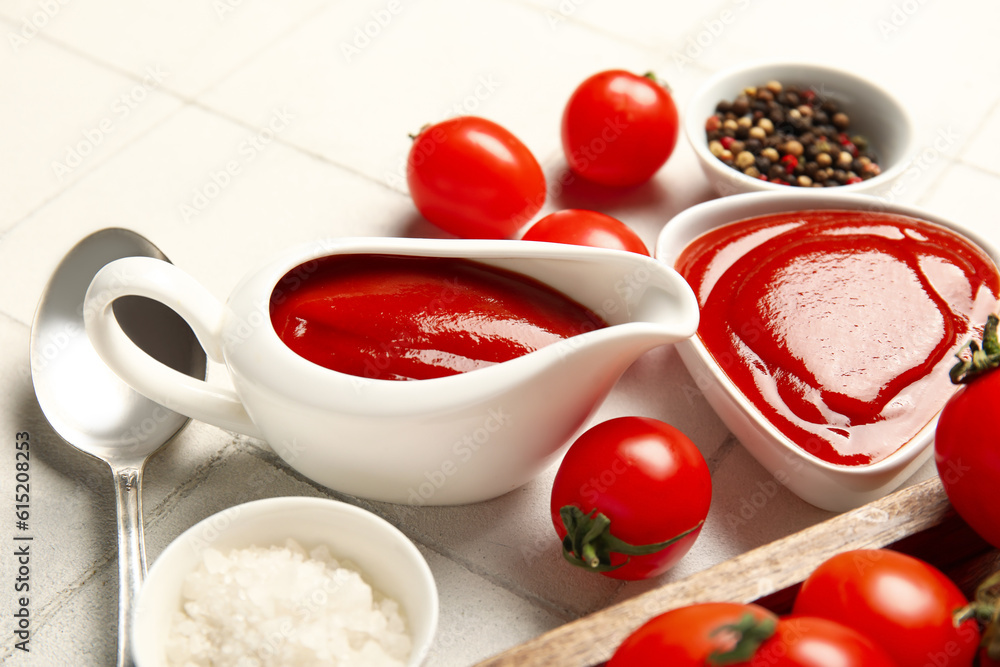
[29,229,207,667]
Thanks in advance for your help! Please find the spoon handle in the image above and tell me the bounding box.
[112,464,146,667]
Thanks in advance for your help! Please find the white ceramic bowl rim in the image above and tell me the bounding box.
[133,496,439,667]
[656,191,1000,475]
[684,59,916,194]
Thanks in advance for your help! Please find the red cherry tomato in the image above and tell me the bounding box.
[750,616,899,667]
[608,602,776,666]
[561,70,679,187]
[609,604,897,666]
[520,209,649,255]
[550,417,711,580]
[935,314,1000,549]
[792,549,980,667]
[406,116,546,239]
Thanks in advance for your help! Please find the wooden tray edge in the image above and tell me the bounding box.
[475,476,993,666]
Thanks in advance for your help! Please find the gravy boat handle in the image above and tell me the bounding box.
[84,256,262,439]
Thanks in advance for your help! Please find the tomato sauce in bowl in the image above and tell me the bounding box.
[269,254,608,381]
[677,209,1000,466]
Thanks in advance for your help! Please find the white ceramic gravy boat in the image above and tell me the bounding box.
[84,238,699,505]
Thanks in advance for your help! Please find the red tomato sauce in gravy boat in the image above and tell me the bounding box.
[676,209,1000,466]
[269,254,608,381]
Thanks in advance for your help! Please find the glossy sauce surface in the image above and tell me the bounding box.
[677,210,1000,465]
[270,254,607,381]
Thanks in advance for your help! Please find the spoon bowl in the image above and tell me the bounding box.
[29,229,206,666]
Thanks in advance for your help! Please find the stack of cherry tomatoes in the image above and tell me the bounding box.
[406,71,710,582]
[609,548,997,667]
[407,73,714,586]
[406,69,680,252]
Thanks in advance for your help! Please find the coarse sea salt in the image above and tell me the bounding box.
[165,538,411,667]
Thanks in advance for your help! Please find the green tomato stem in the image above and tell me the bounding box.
[642,70,671,92]
[954,570,1000,660]
[558,505,702,573]
[950,314,1000,384]
[707,613,777,665]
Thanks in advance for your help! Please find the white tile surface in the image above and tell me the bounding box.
[0,22,182,229]
[960,99,1000,178]
[516,0,733,53]
[917,161,1000,245]
[0,0,331,98]
[198,0,661,195]
[3,1,1000,665]
[0,103,413,327]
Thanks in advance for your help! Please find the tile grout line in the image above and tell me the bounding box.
[952,158,1000,181]
[494,0,673,57]
[185,98,401,193]
[950,96,1000,179]
[186,1,335,104]
[0,435,242,659]
[947,96,1000,159]
[139,433,248,537]
[4,1,329,106]
[913,155,965,208]
[0,106,408,244]
[0,308,25,329]
[0,92,402,250]
[0,103,189,251]
[703,433,739,475]
[229,439,582,623]
[0,2,369,234]
[913,97,1000,206]
[4,0,729,234]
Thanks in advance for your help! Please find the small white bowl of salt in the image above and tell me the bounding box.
[132,496,438,667]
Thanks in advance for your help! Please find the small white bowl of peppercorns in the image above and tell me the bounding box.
[685,61,915,197]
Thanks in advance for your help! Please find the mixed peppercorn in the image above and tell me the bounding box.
[705,81,881,187]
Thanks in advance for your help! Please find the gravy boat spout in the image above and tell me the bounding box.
[84,237,699,504]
